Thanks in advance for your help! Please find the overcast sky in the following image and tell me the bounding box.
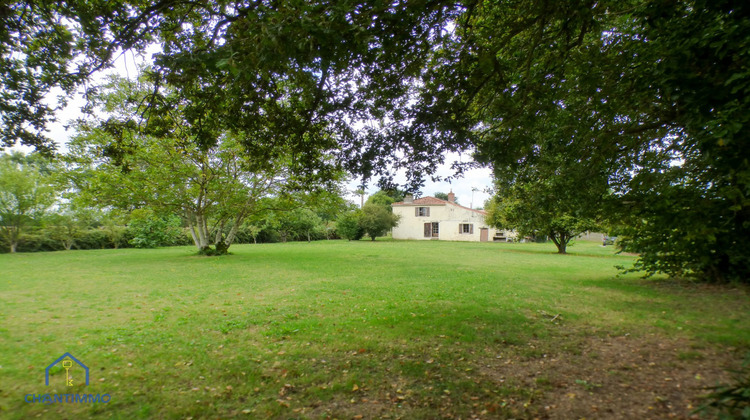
[37,48,495,210]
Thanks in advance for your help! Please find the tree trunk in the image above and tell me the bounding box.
[223,214,244,249]
[214,221,225,245]
[9,228,18,253]
[187,223,200,249]
[190,211,211,251]
[550,232,567,254]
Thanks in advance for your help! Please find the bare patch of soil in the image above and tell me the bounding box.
[480,334,741,419]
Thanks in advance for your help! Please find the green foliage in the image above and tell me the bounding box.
[0,152,57,252]
[486,164,600,254]
[0,1,146,152]
[336,211,365,241]
[272,208,324,243]
[7,1,750,280]
[406,0,750,282]
[44,213,85,251]
[698,355,750,419]
[100,212,128,249]
[359,203,400,241]
[7,227,126,253]
[434,192,457,205]
[65,76,326,255]
[127,209,184,249]
[366,190,397,208]
[366,189,407,210]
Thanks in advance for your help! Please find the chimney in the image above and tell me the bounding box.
[404,194,414,203]
[447,190,455,203]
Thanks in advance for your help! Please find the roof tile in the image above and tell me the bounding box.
[392,196,487,215]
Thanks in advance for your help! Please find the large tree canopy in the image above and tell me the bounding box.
[3,0,749,281]
[409,0,749,282]
[65,76,339,255]
[2,0,467,189]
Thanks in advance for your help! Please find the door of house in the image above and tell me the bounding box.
[480,228,489,242]
[424,222,439,238]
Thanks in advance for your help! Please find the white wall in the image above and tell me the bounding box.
[392,204,501,241]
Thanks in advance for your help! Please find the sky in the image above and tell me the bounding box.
[37,48,495,210]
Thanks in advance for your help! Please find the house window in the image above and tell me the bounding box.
[459,223,474,234]
[415,207,430,217]
[424,222,439,238]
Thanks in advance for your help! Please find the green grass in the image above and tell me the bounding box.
[0,240,748,418]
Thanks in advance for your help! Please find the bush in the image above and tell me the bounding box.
[359,204,400,241]
[127,210,184,248]
[697,355,750,419]
[336,211,364,241]
[75,229,111,250]
[15,231,63,253]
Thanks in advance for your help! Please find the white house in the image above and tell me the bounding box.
[391,192,510,242]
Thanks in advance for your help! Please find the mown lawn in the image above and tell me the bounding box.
[1,240,748,419]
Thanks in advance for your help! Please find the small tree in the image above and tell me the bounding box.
[0,152,57,253]
[273,208,323,243]
[485,177,599,254]
[45,213,84,251]
[366,189,407,211]
[336,210,364,241]
[359,203,400,241]
[100,211,127,249]
[127,209,183,248]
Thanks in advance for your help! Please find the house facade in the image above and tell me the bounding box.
[391,192,509,242]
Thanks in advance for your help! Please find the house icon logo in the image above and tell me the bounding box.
[45,353,89,386]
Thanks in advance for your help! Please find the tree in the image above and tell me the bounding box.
[434,192,457,205]
[366,190,396,208]
[359,203,400,241]
[0,1,158,152]
[336,210,365,241]
[7,1,750,281]
[65,76,328,255]
[407,0,750,282]
[485,179,600,254]
[0,152,57,252]
[45,214,83,251]
[3,2,468,192]
[100,210,128,249]
[272,208,323,243]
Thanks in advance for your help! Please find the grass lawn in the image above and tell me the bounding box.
[1,240,748,419]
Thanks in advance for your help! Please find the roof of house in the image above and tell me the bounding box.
[392,196,487,215]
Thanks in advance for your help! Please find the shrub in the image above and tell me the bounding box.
[359,204,400,241]
[336,211,364,241]
[697,355,750,419]
[127,209,184,248]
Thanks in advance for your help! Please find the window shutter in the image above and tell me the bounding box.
[459,224,463,233]
[426,207,430,217]
[470,224,474,234]
[424,223,431,238]
[415,207,419,217]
